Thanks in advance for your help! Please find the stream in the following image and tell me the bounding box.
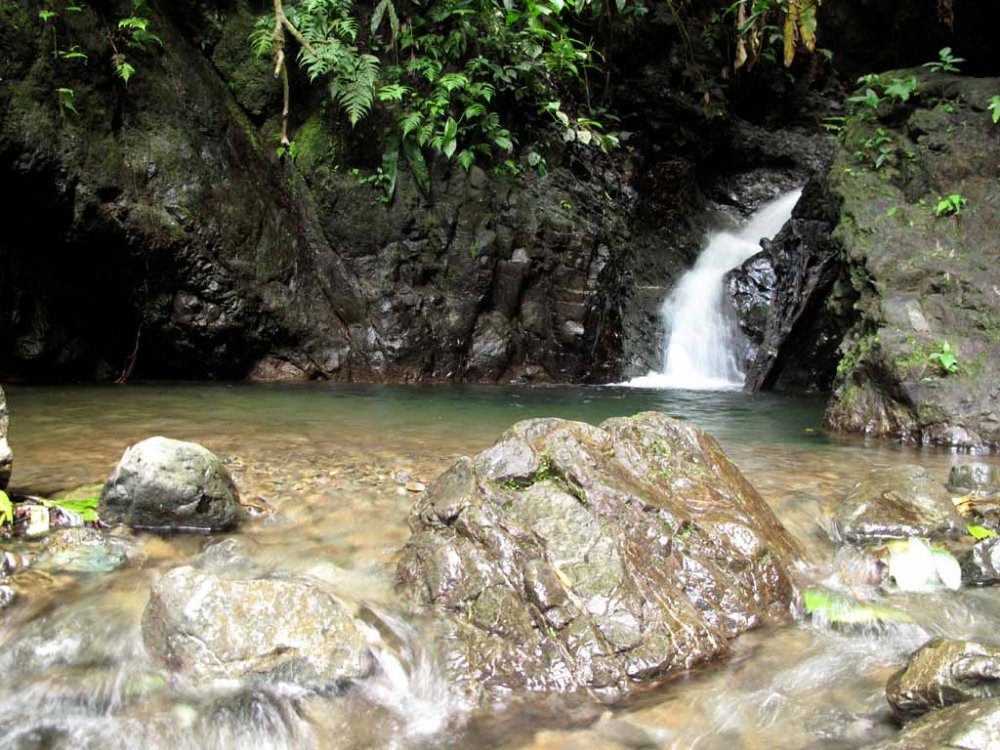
[0,382,991,749]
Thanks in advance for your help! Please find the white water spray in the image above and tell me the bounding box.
[627,189,802,390]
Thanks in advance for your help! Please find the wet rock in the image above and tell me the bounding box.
[99,437,240,532]
[142,565,372,687]
[871,696,1000,750]
[397,412,801,704]
[830,465,964,543]
[949,463,1000,496]
[887,638,1000,722]
[960,537,1000,586]
[737,174,853,393]
[822,73,1000,449]
[34,528,128,574]
[0,384,11,489]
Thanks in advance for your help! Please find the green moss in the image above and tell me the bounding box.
[294,117,335,174]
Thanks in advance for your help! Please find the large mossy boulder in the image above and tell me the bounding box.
[0,384,10,488]
[99,437,240,532]
[830,465,964,543]
[142,565,372,687]
[872,697,1000,750]
[396,412,802,704]
[887,638,1000,721]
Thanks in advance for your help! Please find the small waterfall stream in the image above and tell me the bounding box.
[627,189,802,390]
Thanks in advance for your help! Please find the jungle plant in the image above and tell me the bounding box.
[989,95,1000,125]
[928,340,959,374]
[923,47,964,74]
[110,0,163,85]
[933,193,966,217]
[727,0,822,69]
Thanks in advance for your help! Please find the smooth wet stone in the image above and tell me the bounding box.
[871,696,1000,749]
[949,463,1000,496]
[829,465,964,543]
[0,384,11,489]
[99,437,240,532]
[887,638,1000,721]
[397,412,802,705]
[142,565,372,687]
[34,528,128,574]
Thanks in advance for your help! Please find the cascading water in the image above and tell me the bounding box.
[627,189,802,390]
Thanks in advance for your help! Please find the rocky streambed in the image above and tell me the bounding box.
[2,382,1000,749]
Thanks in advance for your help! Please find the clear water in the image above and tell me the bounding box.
[627,190,802,391]
[0,382,990,749]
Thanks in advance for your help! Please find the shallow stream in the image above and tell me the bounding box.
[0,383,991,749]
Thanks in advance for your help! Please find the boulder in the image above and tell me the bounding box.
[142,566,372,687]
[887,638,1000,721]
[871,697,1000,750]
[99,437,240,532]
[960,537,1000,587]
[0,384,11,489]
[949,463,1000,497]
[396,412,801,704]
[829,465,964,543]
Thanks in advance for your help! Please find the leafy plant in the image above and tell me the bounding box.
[728,0,821,70]
[56,86,79,114]
[928,340,959,374]
[934,193,966,217]
[923,47,965,74]
[50,495,100,523]
[989,96,1000,125]
[111,0,163,85]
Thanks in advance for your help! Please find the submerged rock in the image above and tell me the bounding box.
[0,384,11,489]
[34,528,128,574]
[829,465,963,543]
[887,638,1000,722]
[99,437,240,532]
[142,566,373,687]
[396,412,801,704]
[872,696,1000,750]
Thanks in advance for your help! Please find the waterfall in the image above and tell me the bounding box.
[627,189,802,390]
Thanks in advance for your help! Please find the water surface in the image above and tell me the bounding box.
[0,383,985,749]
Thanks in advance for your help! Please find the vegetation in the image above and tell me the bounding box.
[928,340,959,374]
[933,193,966,217]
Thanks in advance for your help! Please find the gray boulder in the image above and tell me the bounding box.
[396,412,802,705]
[142,566,373,687]
[872,697,1000,750]
[99,437,240,532]
[830,465,964,543]
[0,384,11,489]
[887,638,1000,721]
[949,463,1000,496]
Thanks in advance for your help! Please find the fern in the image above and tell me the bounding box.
[330,54,379,126]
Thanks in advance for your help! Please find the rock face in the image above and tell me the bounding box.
[872,697,1000,750]
[396,412,801,704]
[961,537,1000,586]
[821,72,1000,448]
[142,565,372,686]
[0,384,10,488]
[887,638,1000,722]
[733,174,856,392]
[830,465,964,543]
[99,437,240,532]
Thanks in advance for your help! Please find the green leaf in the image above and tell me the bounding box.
[493,135,513,151]
[442,137,457,158]
[402,138,430,194]
[989,96,1000,126]
[968,524,998,541]
[0,490,12,527]
[443,117,458,142]
[377,84,408,102]
[802,587,914,625]
[116,61,136,85]
[51,496,100,523]
[456,149,475,171]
